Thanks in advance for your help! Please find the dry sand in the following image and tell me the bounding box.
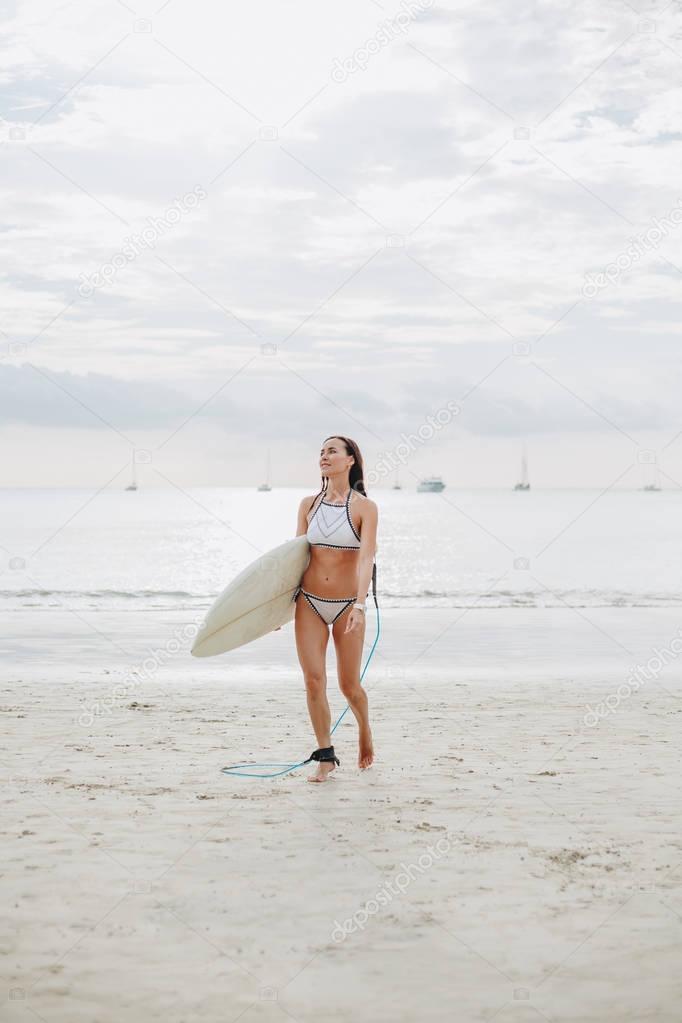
[2,606,682,1022]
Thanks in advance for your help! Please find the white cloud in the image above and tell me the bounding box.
[1,0,681,484]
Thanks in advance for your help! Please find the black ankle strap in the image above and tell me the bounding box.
[305,746,340,767]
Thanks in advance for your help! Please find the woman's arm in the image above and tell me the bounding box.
[296,496,312,537]
[275,497,313,633]
[355,500,378,604]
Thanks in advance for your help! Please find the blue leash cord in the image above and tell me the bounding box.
[221,593,381,779]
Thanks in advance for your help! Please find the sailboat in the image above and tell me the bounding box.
[125,455,138,492]
[393,469,402,490]
[514,447,530,491]
[641,458,662,492]
[257,449,272,491]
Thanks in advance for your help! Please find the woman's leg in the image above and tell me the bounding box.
[294,593,335,782]
[332,609,374,769]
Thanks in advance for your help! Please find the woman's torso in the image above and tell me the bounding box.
[300,491,363,597]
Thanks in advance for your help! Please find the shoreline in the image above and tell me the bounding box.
[5,605,681,677]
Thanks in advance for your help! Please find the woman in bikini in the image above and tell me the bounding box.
[293,436,378,783]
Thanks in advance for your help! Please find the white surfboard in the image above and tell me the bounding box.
[191,536,310,657]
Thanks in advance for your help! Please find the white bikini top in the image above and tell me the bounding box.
[306,490,361,550]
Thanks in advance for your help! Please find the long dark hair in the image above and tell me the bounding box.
[307,435,367,514]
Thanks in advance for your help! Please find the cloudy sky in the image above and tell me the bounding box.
[2,0,682,488]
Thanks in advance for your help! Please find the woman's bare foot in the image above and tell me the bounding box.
[307,761,336,783]
[358,728,374,769]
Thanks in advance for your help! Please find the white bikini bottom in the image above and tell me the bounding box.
[294,586,357,626]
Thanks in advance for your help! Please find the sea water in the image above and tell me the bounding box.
[0,486,678,611]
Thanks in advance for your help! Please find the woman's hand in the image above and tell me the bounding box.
[344,609,365,634]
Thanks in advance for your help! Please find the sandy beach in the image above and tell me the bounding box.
[2,605,681,1021]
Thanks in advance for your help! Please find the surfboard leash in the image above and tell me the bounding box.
[221,563,380,779]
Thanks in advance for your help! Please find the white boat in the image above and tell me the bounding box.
[417,476,445,493]
[257,448,272,491]
[393,469,402,490]
[514,447,530,491]
[125,456,138,492]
